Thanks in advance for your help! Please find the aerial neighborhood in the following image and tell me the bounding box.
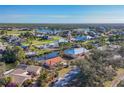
[0,24,124,87]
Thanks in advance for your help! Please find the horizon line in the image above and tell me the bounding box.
[1,23,124,24]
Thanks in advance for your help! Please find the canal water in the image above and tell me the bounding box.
[36,28,62,34]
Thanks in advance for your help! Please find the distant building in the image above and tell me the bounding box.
[75,35,93,41]
[56,38,68,43]
[48,42,59,48]
[25,51,37,57]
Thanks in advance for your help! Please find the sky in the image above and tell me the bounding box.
[0,5,124,23]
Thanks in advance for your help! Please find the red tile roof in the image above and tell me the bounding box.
[46,57,62,66]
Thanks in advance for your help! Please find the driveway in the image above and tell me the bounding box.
[52,67,80,87]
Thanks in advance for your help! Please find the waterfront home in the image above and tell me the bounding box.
[48,42,59,48]
[36,28,59,35]
[45,56,62,67]
[64,47,89,58]
[75,35,93,41]
[25,51,37,57]
[56,38,68,43]
[35,34,43,38]
[35,44,49,49]
[34,51,63,67]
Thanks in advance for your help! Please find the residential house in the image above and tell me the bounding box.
[6,65,41,86]
[26,65,41,76]
[9,74,29,86]
[48,42,59,48]
[45,56,63,67]
[56,38,68,43]
[7,68,30,86]
[35,34,43,38]
[25,51,37,57]
[75,35,93,41]
[64,47,89,58]
[34,51,62,67]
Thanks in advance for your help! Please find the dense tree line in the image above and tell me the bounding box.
[117,80,124,87]
[2,46,25,64]
[70,47,124,87]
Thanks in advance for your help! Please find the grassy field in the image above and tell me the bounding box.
[58,67,71,78]
[6,30,32,36]
[52,36,61,41]
[5,63,16,71]
[22,36,61,46]
[36,49,52,56]
[22,39,53,46]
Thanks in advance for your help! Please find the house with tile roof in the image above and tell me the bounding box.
[45,56,62,66]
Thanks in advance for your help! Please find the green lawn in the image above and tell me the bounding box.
[22,36,61,46]
[5,63,16,71]
[6,30,33,36]
[22,39,53,46]
[52,36,61,41]
[36,49,52,56]
[58,67,71,78]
